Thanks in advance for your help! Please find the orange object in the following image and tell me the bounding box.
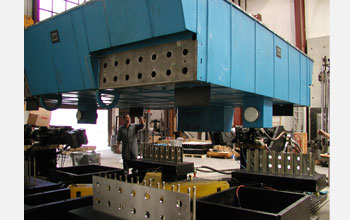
[24,15,34,28]
[293,132,308,154]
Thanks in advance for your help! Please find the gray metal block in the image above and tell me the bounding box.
[99,39,197,89]
[93,176,191,220]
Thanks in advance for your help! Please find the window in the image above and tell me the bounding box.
[39,0,90,21]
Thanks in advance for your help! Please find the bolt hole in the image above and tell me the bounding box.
[131,190,136,197]
[145,211,150,218]
[166,51,172,58]
[176,200,182,208]
[145,193,150,200]
[118,187,122,193]
[160,197,164,204]
[138,73,142,79]
[131,208,136,214]
[103,63,107,68]
[182,67,188,74]
[183,48,188,56]
[107,201,111,207]
[118,204,123,210]
[114,61,118,67]
[125,75,129,81]
[151,71,156,78]
[103,78,107,83]
[126,58,130,65]
[113,76,118,82]
[166,69,171,76]
[151,53,157,61]
[138,56,143,63]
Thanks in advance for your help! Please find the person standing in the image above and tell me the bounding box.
[116,114,144,170]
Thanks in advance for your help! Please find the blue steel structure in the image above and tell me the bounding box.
[24,0,313,130]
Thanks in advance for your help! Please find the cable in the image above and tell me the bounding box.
[236,185,245,207]
[195,166,233,175]
[260,128,286,141]
[291,139,302,153]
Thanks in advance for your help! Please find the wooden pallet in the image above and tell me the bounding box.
[207,151,233,159]
[183,153,207,158]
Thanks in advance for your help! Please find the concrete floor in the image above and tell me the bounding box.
[59,149,329,220]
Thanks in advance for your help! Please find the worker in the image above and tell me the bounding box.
[116,114,145,170]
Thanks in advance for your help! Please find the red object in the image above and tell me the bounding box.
[294,0,306,53]
[236,185,246,199]
[234,107,243,126]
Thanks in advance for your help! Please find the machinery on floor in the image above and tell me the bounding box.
[23,0,326,219]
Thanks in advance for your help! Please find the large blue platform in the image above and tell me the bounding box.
[24,0,313,129]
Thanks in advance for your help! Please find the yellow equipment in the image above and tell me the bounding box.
[143,172,230,198]
[69,184,93,199]
[24,15,34,28]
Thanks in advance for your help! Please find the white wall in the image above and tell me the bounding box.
[305,0,330,39]
[24,0,33,16]
[246,0,296,46]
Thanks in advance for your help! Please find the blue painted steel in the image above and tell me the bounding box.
[71,9,96,89]
[104,0,152,46]
[207,0,231,87]
[24,0,313,110]
[243,96,272,128]
[274,36,289,101]
[231,7,255,93]
[300,55,307,106]
[177,106,234,132]
[82,1,111,52]
[288,47,301,103]
[255,23,274,97]
[96,90,120,109]
[25,22,60,95]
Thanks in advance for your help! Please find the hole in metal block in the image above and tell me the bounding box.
[176,200,182,208]
[114,76,118,82]
[166,51,172,58]
[107,201,111,207]
[131,208,136,214]
[138,73,142,79]
[151,71,156,78]
[96,198,100,204]
[297,166,300,170]
[287,156,291,160]
[131,190,136,197]
[160,196,164,204]
[268,164,272,168]
[145,193,150,200]
[287,165,291,170]
[103,63,107,68]
[118,204,123,210]
[107,185,111,191]
[114,61,118,67]
[278,156,282,160]
[278,164,282,169]
[183,48,188,56]
[126,58,130,65]
[118,187,122,193]
[138,56,143,63]
[297,156,300,161]
[151,53,157,61]
[268,155,272,160]
[160,215,165,220]
[182,67,188,74]
[166,69,171,76]
[103,78,107,83]
[145,211,150,218]
[125,75,129,81]
[96,182,100,188]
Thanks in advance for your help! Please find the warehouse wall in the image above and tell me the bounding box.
[246,0,296,46]
[305,0,330,39]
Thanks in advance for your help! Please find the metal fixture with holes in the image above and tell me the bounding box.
[93,175,195,220]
